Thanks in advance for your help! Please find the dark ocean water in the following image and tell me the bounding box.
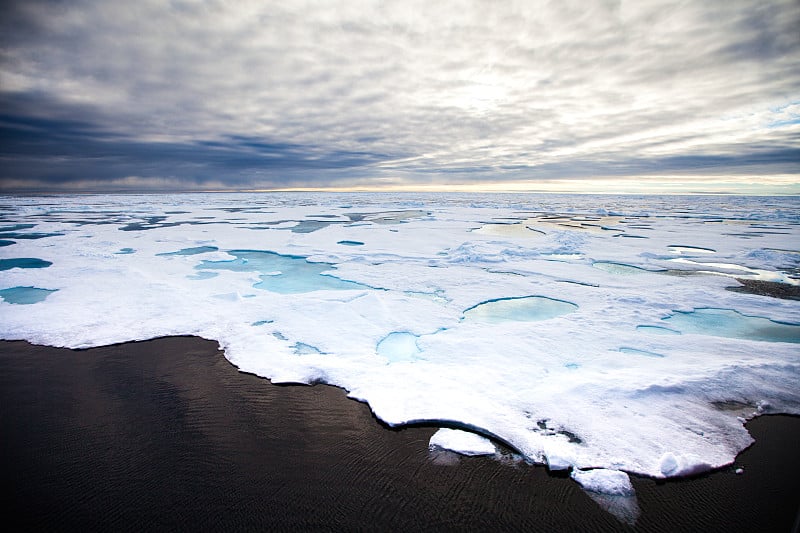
[1,337,798,532]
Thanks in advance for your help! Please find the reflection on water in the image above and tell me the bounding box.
[1,338,798,532]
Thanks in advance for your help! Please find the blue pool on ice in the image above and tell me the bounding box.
[619,347,665,358]
[158,246,219,256]
[0,258,52,271]
[195,250,370,294]
[662,308,800,343]
[636,325,681,335]
[0,286,57,304]
[593,261,659,275]
[376,332,421,362]
[463,296,578,323]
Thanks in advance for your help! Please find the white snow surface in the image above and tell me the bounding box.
[571,468,635,496]
[429,428,497,456]
[1,192,799,480]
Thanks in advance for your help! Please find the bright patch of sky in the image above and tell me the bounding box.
[0,0,798,193]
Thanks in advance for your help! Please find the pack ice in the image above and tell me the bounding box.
[1,193,798,499]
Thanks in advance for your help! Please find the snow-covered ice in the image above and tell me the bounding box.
[571,468,635,496]
[571,468,640,525]
[1,192,798,495]
[429,428,497,456]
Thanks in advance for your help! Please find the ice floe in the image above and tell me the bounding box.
[429,428,497,456]
[571,468,640,525]
[1,192,798,494]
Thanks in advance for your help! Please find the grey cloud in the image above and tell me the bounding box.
[1,0,798,191]
[0,93,400,190]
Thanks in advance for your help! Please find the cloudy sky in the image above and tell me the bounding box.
[1,0,798,193]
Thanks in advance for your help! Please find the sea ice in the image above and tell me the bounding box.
[636,325,681,335]
[429,428,497,456]
[570,468,634,496]
[668,257,799,284]
[658,452,712,477]
[667,245,716,255]
[618,347,666,358]
[592,261,661,275]
[571,469,640,525]
[1,192,798,489]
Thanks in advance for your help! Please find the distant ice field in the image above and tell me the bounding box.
[1,193,798,506]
